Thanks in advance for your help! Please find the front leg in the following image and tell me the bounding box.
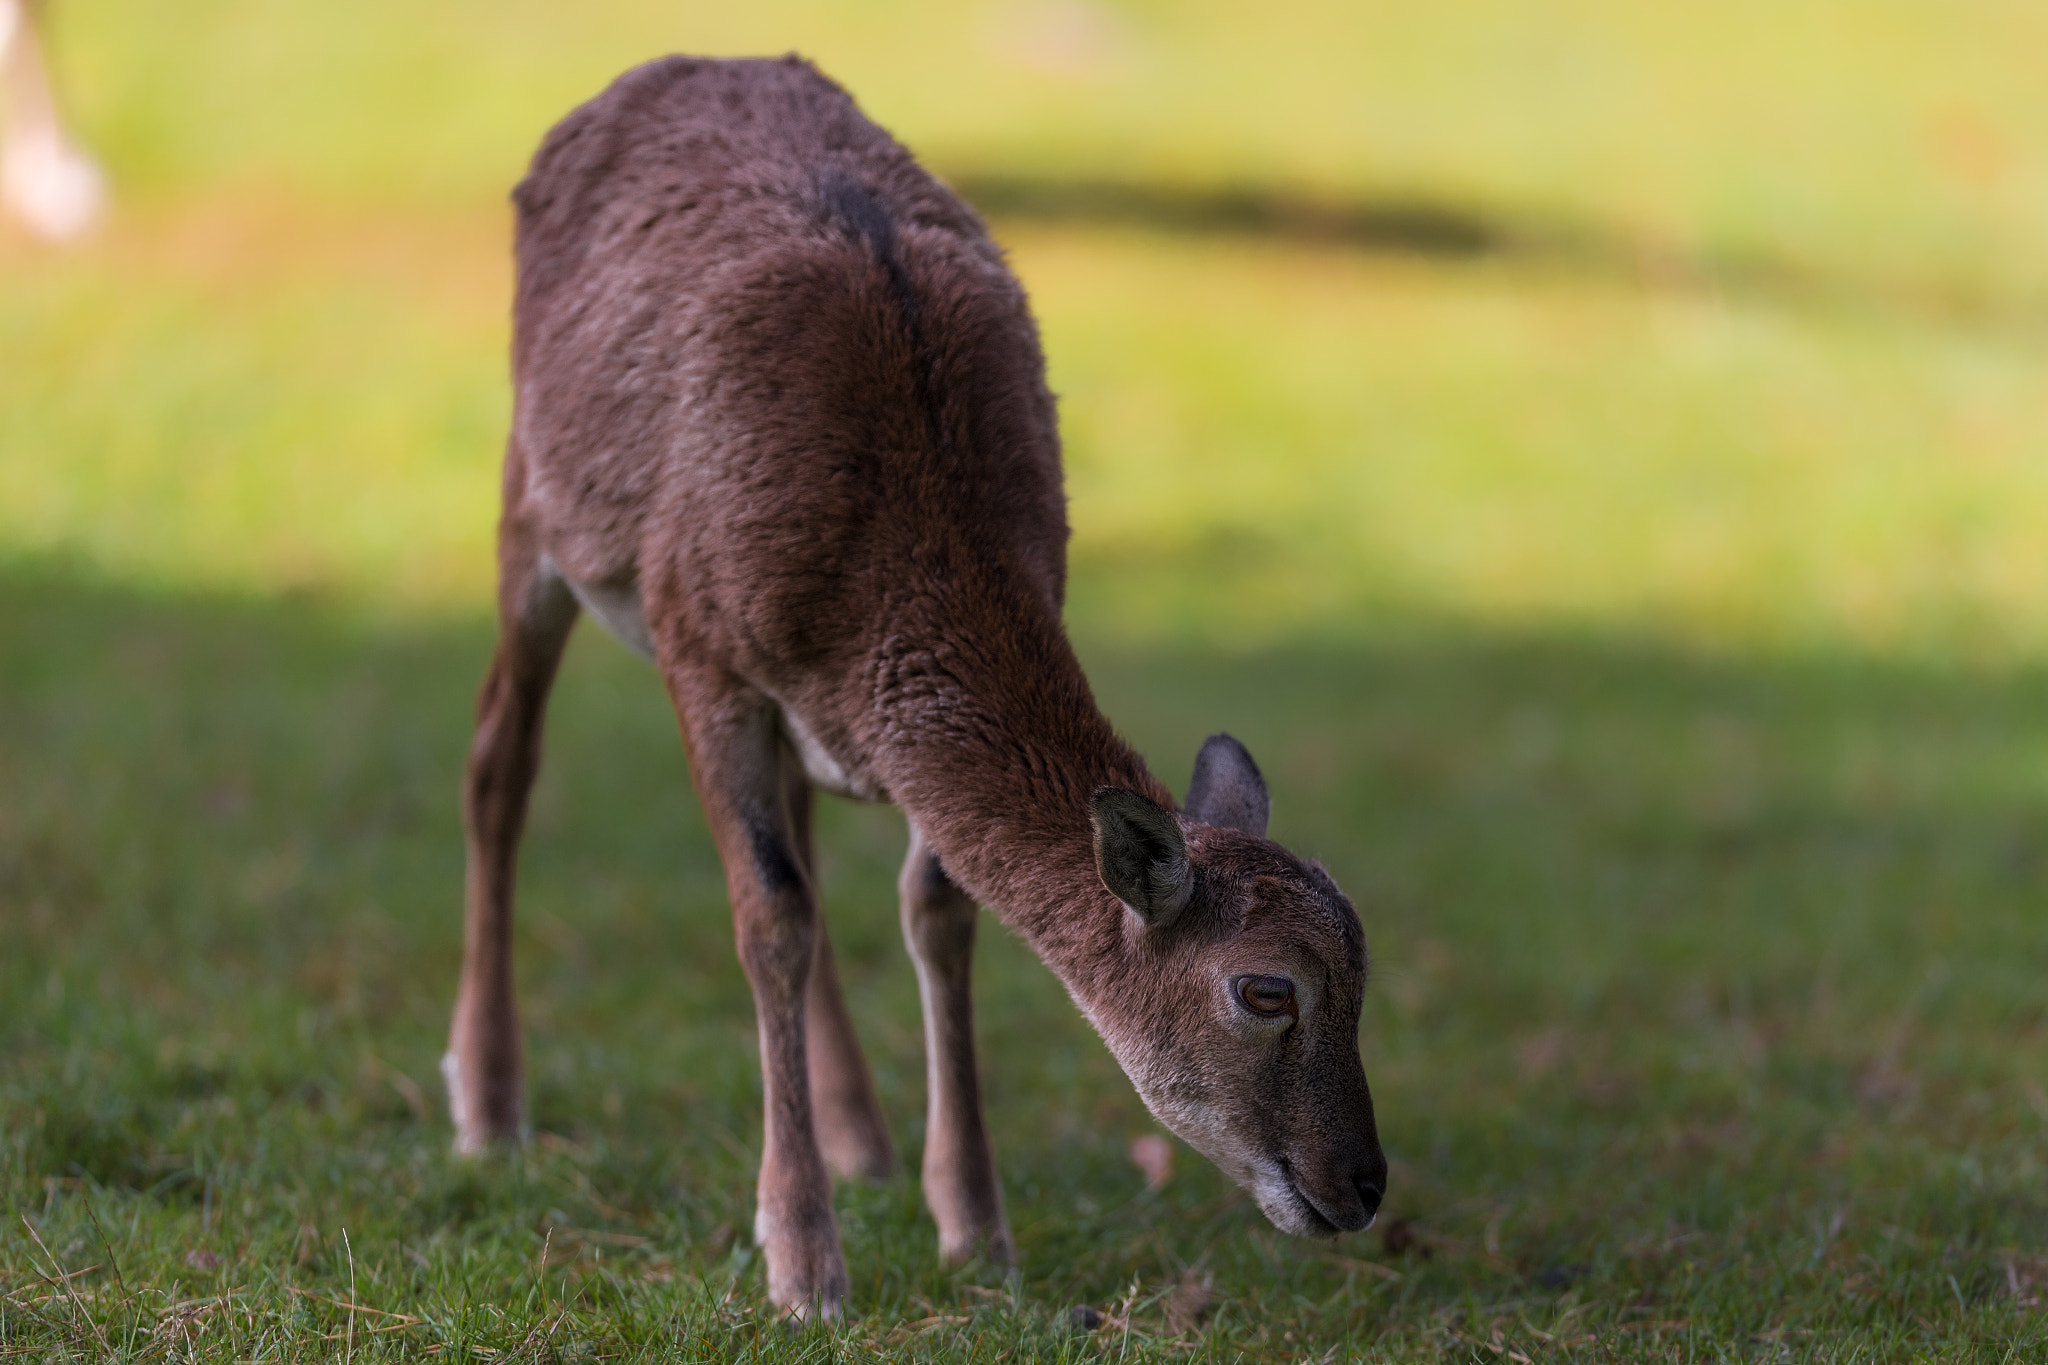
[900,826,1013,1267]
[666,664,847,1321]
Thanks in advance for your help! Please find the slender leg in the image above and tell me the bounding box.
[444,518,577,1153]
[0,0,105,241]
[665,663,846,1321]
[900,824,1012,1266]
[785,778,897,1180]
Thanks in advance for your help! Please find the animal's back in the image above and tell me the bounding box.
[507,55,1069,687]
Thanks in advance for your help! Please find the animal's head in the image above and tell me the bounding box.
[1086,734,1385,1237]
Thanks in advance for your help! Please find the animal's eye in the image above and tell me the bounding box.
[1236,975,1296,1018]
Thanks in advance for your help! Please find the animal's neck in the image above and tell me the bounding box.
[865,557,1169,985]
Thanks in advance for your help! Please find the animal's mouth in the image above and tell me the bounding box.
[1272,1158,1346,1237]
[1272,1157,1376,1236]
[1136,1093,1371,1236]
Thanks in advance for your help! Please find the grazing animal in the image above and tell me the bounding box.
[0,0,104,241]
[444,54,1386,1321]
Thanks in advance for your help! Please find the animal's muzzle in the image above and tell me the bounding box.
[1354,1169,1385,1228]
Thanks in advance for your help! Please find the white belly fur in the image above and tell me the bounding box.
[553,560,657,661]
[781,706,874,800]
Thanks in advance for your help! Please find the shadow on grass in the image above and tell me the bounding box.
[951,171,2048,336]
[5,556,2046,1358]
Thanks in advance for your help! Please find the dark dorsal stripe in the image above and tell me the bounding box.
[819,169,921,339]
[816,169,947,455]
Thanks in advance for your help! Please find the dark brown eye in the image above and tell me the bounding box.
[1236,975,1296,1018]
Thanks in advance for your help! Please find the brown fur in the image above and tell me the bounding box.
[444,54,1385,1321]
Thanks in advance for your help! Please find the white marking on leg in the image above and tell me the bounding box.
[440,1052,473,1150]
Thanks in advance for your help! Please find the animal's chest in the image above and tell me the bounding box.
[554,559,884,802]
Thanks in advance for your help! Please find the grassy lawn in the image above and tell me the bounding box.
[5,2,2048,1360]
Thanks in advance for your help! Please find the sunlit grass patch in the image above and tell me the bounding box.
[0,200,508,606]
[10,1,2048,655]
[8,207,2048,657]
[46,0,2048,305]
[1024,226,2048,655]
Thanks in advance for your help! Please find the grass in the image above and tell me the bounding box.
[6,566,2047,1361]
[5,0,2048,1358]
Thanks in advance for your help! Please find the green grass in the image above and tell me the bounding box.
[6,566,2047,1361]
[6,0,2048,1358]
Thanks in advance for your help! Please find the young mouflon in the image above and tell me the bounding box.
[444,54,1386,1321]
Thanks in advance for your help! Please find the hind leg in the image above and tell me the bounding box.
[444,513,577,1152]
[784,778,897,1180]
[900,824,1012,1266]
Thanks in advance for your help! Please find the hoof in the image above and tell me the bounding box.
[758,1207,850,1327]
[818,1125,896,1183]
[938,1223,1016,1272]
[813,1088,897,1182]
[442,1051,524,1154]
[773,1292,846,1327]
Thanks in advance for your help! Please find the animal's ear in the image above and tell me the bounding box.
[1184,733,1270,838]
[1091,788,1193,928]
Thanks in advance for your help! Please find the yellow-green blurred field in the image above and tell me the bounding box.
[7,0,2048,651]
[6,3,2048,1361]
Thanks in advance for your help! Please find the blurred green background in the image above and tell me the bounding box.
[8,0,2048,651]
[4,2,2048,1360]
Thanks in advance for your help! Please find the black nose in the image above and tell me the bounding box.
[1355,1171,1385,1223]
